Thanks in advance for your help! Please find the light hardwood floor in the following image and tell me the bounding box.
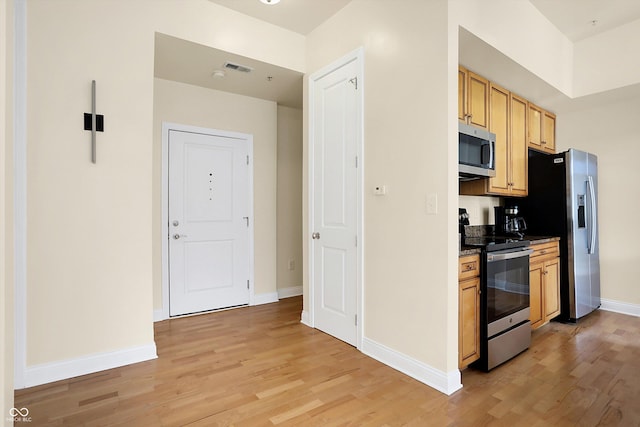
[15,296,640,426]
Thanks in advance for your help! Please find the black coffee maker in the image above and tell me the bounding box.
[459,208,470,236]
[494,205,527,238]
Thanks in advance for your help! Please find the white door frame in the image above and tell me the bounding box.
[307,47,364,349]
[161,122,255,320]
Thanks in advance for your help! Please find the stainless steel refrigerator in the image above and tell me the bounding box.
[519,148,601,322]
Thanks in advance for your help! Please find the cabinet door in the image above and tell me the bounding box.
[528,103,542,150]
[458,67,468,122]
[544,258,561,320]
[543,110,556,153]
[459,277,480,368]
[467,71,489,130]
[529,262,544,329]
[487,83,510,195]
[510,94,528,196]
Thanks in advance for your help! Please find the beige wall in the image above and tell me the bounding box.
[306,0,457,373]
[555,97,640,305]
[2,0,14,420]
[23,0,303,376]
[27,0,156,365]
[451,0,574,97]
[276,106,303,291]
[152,78,278,307]
[458,195,501,226]
[574,19,640,97]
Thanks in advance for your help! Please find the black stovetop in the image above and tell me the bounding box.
[462,236,530,252]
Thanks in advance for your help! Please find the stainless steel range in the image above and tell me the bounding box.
[464,237,533,371]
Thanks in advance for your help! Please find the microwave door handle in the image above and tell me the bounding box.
[481,141,494,168]
[488,139,494,169]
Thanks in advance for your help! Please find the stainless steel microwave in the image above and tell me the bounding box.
[459,122,496,179]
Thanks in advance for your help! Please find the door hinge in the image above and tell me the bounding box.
[246,155,249,165]
[355,314,358,326]
[247,280,250,289]
[243,216,249,227]
[355,235,358,247]
[349,76,358,90]
[355,156,358,168]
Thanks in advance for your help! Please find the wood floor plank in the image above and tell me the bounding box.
[14,297,640,426]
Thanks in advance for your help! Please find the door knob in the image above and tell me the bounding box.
[173,234,187,240]
[312,232,320,240]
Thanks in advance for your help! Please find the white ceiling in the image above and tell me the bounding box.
[207,0,352,35]
[530,0,640,41]
[155,1,640,110]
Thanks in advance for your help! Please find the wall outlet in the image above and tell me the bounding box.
[288,259,295,271]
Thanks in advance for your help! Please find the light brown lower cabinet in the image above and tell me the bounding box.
[459,254,480,369]
[529,241,561,329]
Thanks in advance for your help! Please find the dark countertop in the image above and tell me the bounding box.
[459,247,482,257]
[459,235,560,257]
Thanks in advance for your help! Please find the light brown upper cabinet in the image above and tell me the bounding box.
[458,66,489,130]
[528,103,556,154]
[508,93,528,196]
[459,85,528,196]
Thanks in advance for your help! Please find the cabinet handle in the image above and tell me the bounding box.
[540,250,546,255]
[542,140,547,145]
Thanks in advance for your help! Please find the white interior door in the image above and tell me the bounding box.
[311,55,361,346]
[169,130,250,316]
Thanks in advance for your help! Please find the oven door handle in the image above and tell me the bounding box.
[486,248,533,262]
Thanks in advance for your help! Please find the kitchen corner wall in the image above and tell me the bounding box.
[556,96,640,307]
[152,78,278,309]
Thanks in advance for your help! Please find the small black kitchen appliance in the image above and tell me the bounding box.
[494,205,527,238]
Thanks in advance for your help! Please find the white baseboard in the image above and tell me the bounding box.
[278,285,303,299]
[22,343,158,388]
[361,337,462,396]
[600,298,640,317]
[252,292,279,306]
[153,309,165,322]
[300,310,312,327]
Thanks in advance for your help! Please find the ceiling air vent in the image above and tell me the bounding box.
[223,62,254,73]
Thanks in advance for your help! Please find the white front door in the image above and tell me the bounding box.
[310,53,361,346]
[168,130,250,316]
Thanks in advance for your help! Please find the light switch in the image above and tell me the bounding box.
[426,193,438,215]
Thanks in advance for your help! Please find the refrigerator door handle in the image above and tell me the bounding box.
[587,175,597,254]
